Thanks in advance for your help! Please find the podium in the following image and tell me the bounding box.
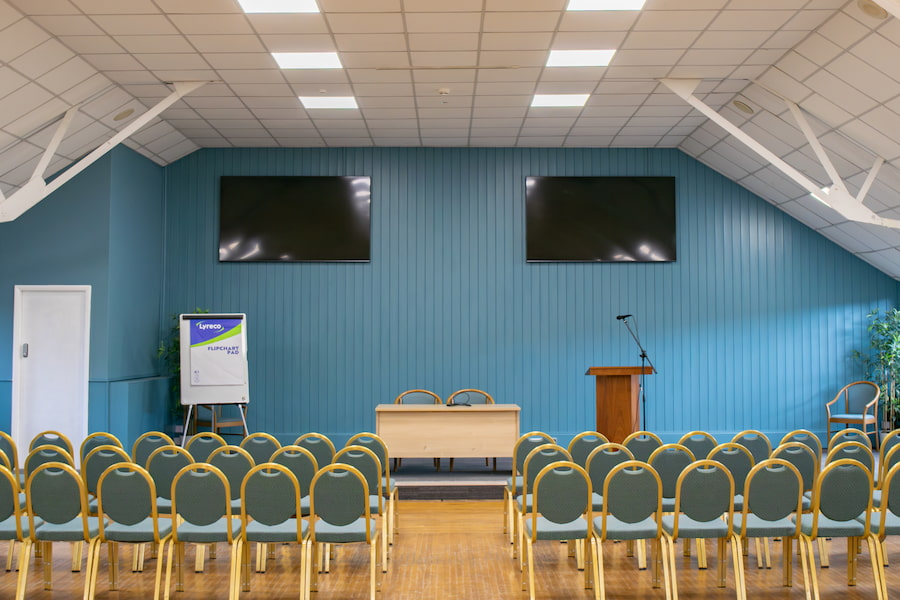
[586,366,654,443]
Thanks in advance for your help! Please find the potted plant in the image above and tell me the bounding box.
[855,308,900,431]
[158,309,209,426]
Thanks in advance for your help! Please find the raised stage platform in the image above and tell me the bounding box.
[392,457,511,500]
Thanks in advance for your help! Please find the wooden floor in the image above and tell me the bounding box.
[0,500,893,599]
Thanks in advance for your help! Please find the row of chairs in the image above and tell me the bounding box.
[0,428,401,600]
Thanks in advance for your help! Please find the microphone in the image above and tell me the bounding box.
[616,314,632,320]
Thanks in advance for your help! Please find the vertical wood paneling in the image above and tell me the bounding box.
[162,147,899,444]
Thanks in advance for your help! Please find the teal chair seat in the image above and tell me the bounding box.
[591,492,602,511]
[525,516,586,541]
[515,493,533,511]
[594,514,659,541]
[245,518,309,543]
[35,516,102,541]
[862,510,900,535]
[103,517,173,543]
[662,514,728,539]
[0,514,39,538]
[300,495,311,516]
[155,497,172,513]
[732,513,797,538]
[798,512,865,537]
[314,517,378,543]
[176,516,241,543]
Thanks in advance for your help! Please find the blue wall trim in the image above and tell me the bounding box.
[162,147,899,443]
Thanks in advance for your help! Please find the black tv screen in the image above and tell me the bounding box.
[526,176,676,262]
[219,176,371,262]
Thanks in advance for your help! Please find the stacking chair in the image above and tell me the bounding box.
[393,390,441,471]
[29,430,74,457]
[707,443,754,506]
[731,458,807,592]
[825,440,875,473]
[132,431,175,468]
[521,461,593,600]
[24,445,75,482]
[308,464,381,600]
[585,443,633,513]
[796,458,883,600]
[238,432,281,466]
[779,429,823,461]
[648,444,695,513]
[333,445,388,571]
[165,463,240,598]
[504,431,554,545]
[623,431,663,463]
[514,444,571,565]
[568,431,609,469]
[205,446,255,572]
[661,459,743,600]
[0,464,37,595]
[87,463,172,600]
[295,433,336,474]
[146,445,194,515]
[446,389,495,470]
[0,431,21,485]
[875,443,900,510]
[347,432,396,544]
[82,445,132,513]
[237,463,308,593]
[772,442,818,509]
[591,460,673,600]
[828,428,873,453]
[184,432,227,461]
[270,445,318,516]
[79,432,124,466]
[879,429,900,468]
[869,460,900,588]
[826,380,880,448]
[731,430,772,464]
[677,431,718,464]
[25,462,100,593]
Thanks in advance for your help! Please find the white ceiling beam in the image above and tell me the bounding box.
[874,0,900,20]
[0,81,207,223]
[660,77,899,229]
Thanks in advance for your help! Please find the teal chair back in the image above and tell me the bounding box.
[599,461,662,536]
[808,459,873,538]
[623,431,662,463]
[731,430,771,464]
[708,443,754,496]
[239,433,281,466]
[270,445,318,498]
[828,428,872,452]
[447,389,493,406]
[334,446,383,511]
[146,445,193,502]
[97,463,159,534]
[29,431,73,457]
[131,431,175,467]
[395,389,441,405]
[673,460,734,530]
[80,432,124,466]
[242,463,302,529]
[677,431,717,462]
[825,441,874,473]
[649,444,696,502]
[27,462,90,535]
[779,429,822,459]
[522,444,570,496]
[513,432,555,477]
[533,461,590,528]
[83,445,131,497]
[172,464,232,531]
[567,432,609,469]
[0,465,23,540]
[207,445,255,501]
[741,459,803,529]
[347,433,390,478]
[310,464,373,538]
[880,429,900,461]
[295,433,336,470]
[185,432,227,461]
[25,445,74,481]
[585,443,633,500]
[876,461,900,539]
[772,442,818,492]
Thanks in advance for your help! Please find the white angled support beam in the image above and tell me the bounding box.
[0,81,206,223]
[874,0,900,20]
[659,78,896,229]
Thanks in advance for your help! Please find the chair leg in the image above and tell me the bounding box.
[730,535,746,600]
[370,536,378,600]
[15,539,31,600]
[817,538,829,567]
[43,541,53,590]
[847,537,857,586]
[783,537,793,587]
[799,535,818,600]
[153,538,168,600]
[717,537,726,587]
[868,534,887,600]
[592,537,604,600]
[71,541,83,572]
[108,541,119,590]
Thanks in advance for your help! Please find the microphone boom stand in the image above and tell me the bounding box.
[620,317,657,432]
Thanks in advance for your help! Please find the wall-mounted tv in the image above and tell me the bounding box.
[219,175,371,262]
[526,176,676,263]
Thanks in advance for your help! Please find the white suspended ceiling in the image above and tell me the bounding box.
[1,0,900,277]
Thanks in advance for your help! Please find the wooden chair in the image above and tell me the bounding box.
[393,390,442,471]
[826,381,880,448]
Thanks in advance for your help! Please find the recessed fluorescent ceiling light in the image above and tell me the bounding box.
[273,52,342,69]
[237,0,319,13]
[567,0,646,9]
[531,94,589,107]
[299,96,358,109]
[547,50,616,67]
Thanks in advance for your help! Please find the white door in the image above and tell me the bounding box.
[11,285,91,464]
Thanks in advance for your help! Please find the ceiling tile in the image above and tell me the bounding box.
[115,35,194,54]
[634,11,717,31]
[32,14,103,36]
[483,12,559,32]
[327,13,404,33]
[336,33,407,52]
[246,14,328,34]
[318,0,402,11]
[259,34,334,52]
[57,35,124,54]
[92,15,179,35]
[189,34,267,53]
[9,38,72,79]
[403,0,481,10]
[0,19,51,62]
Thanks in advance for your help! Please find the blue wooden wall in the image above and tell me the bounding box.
[162,146,897,445]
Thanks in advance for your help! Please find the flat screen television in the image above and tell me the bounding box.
[525,176,676,262]
[219,175,371,262]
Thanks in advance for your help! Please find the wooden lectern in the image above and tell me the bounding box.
[586,366,654,443]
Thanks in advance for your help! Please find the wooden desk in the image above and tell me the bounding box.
[375,404,520,458]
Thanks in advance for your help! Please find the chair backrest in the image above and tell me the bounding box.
[677,431,718,463]
[772,442,818,492]
[827,428,872,452]
[512,432,555,476]
[585,443,633,498]
[185,432,227,459]
[447,389,493,406]
[522,444,571,497]
[346,432,391,479]
[807,458,873,538]
[0,432,19,478]
[730,430,772,464]
[171,464,233,540]
[146,445,193,501]
[622,431,663,463]
[29,430,74,456]
[598,461,662,541]
[334,445,383,512]
[881,429,900,459]
[26,462,90,541]
[877,460,900,540]
[530,461,591,538]
[97,463,162,542]
[648,444,696,500]
[707,443,754,495]
[270,445,318,496]
[294,433,336,469]
[80,432,124,466]
[739,458,803,537]
[239,432,282,465]
[830,381,879,413]
[878,444,900,490]
[825,440,875,473]
[670,459,734,539]
[394,389,441,404]
[567,432,609,468]
[779,429,822,459]
[240,463,303,539]
[0,465,23,540]
[131,431,175,467]
[25,445,74,480]
[310,464,374,542]
[0,450,10,472]
[207,445,255,501]
[82,444,132,497]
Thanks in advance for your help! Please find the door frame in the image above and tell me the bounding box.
[11,285,91,455]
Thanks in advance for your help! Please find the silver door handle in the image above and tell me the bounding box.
[22,343,28,358]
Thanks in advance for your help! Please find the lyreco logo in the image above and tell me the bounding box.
[198,323,223,330]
